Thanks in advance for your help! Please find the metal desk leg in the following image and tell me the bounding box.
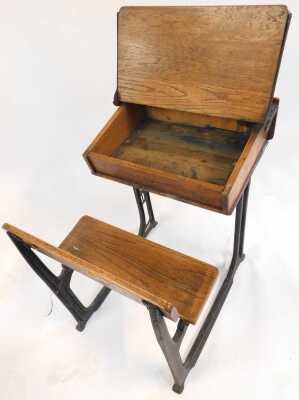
[133,187,158,237]
[147,181,251,393]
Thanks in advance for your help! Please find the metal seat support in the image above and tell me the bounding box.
[6,233,111,331]
[6,182,250,393]
[146,182,250,393]
[133,187,158,237]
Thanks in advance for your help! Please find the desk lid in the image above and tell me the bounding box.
[117,5,290,124]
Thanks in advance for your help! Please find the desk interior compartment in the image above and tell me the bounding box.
[84,103,267,214]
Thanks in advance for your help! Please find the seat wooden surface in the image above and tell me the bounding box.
[3,217,218,324]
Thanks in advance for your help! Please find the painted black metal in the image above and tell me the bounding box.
[113,89,121,106]
[146,181,251,394]
[6,232,111,332]
[172,319,189,348]
[263,101,279,138]
[6,181,250,393]
[5,187,156,332]
[133,187,158,237]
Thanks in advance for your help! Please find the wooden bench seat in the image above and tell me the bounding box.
[3,216,218,324]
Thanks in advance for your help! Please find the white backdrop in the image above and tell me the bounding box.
[1,1,299,399]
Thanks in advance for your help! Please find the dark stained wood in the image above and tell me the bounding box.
[3,218,219,324]
[118,6,288,123]
[113,120,249,185]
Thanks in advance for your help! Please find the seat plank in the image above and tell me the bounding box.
[3,217,218,324]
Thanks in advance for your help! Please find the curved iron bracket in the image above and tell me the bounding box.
[6,233,111,332]
[133,187,158,238]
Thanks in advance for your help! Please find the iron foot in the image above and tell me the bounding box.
[172,383,184,394]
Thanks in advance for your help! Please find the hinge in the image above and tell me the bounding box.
[113,89,121,106]
[263,98,279,140]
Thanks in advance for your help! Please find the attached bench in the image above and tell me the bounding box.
[3,215,218,393]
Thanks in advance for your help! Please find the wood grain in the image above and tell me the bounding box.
[146,106,249,133]
[3,218,218,324]
[118,5,288,123]
[84,100,279,214]
[113,120,248,185]
[223,98,280,212]
[83,103,144,168]
[89,152,225,212]
[224,125,268,213]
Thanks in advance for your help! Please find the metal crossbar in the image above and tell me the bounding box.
[146,182,251,393]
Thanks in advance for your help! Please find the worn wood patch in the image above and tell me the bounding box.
[113,120,249,185]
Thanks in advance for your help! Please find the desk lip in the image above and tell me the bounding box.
[86,151,229,214]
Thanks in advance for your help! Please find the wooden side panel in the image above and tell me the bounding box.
[118,6,288,123]
[224,98,280,213]
[88,153,224,212]
[83,104,145,160]
[224,128,268,213]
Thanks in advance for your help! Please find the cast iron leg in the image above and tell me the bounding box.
[147,182,250,393]
[146,303,189,393]
[133,187,158,237]
[6,233,111,332]
[58,266,111,331]
[239,181,250,259]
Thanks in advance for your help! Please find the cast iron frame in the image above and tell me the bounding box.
[133,187,158,237]
[6,233,111,332]
[6,182,249,394]
[5,188,157,332]
[144,181,250,393]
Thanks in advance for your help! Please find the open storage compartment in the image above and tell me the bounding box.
[84,5,290,214]
[84,103,272,214]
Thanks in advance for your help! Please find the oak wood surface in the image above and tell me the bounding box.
[88,152,225,212]
[118,5,288,123]
[146,106,249,133]
[3,218,218,324]
[113,120,249,185]
[224,124,268,212]
[83,104,144,163]
[84,99,279,214]
[223,98,280,211]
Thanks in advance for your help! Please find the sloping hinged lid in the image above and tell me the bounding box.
[117,5,289,124]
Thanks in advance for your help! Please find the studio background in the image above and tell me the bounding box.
[1,1,298,399]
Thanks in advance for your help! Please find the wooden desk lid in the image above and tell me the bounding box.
[117,5,289,124]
